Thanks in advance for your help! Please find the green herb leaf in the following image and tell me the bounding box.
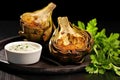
[77,21,85,30]
[86,18,98,37]
[76,18,120,76]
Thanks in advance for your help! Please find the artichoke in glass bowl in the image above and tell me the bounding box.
[49,16,94,64]
[18,2,56,42]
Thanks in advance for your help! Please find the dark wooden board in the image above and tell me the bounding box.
[0,36,90,74]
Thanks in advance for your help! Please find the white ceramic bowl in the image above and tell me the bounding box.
[4,41,42,65]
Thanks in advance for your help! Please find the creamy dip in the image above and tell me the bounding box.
[8,43,38,52]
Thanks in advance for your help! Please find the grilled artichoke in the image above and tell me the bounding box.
[49,16,94,63]
[19,2,56,42]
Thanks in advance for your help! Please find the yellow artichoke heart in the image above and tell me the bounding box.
[49,16,94,63]
[18,2,56,42]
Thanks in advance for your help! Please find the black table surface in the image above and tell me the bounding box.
[0,20,120,80]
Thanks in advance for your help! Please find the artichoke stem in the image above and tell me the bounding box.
[34,2,56,15]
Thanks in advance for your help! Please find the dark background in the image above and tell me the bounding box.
[0,0,120,21]
[0,1,120,80]
[0,0,120,33]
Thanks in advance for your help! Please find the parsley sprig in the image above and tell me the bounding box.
[76,18,120,76]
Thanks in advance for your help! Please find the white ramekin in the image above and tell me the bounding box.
[4,41,42,65]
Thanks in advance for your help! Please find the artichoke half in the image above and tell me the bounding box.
[49,16,94,64]
[19,2,56,42]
